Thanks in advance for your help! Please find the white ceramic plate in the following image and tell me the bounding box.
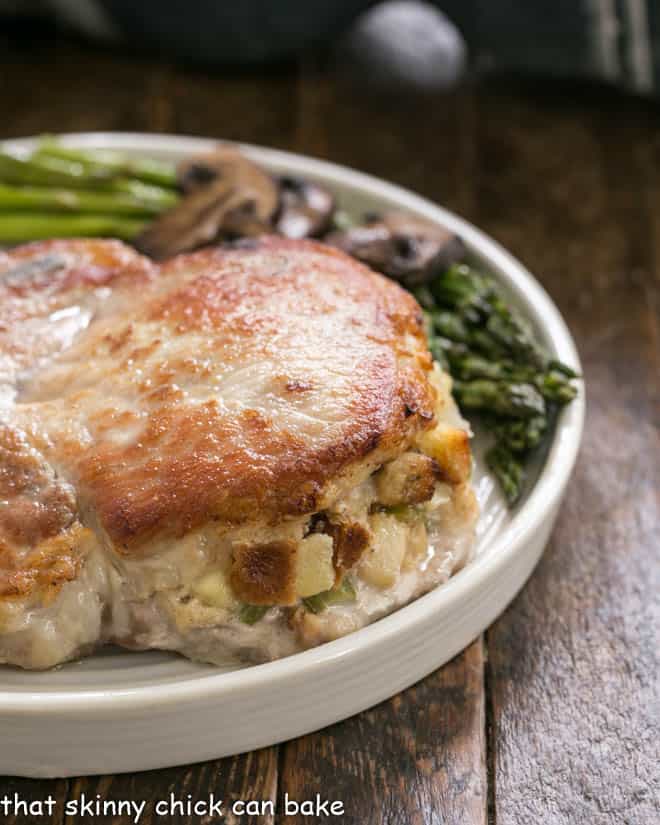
[0,133,584,778]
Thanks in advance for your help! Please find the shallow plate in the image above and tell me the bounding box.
[0,133,584,777]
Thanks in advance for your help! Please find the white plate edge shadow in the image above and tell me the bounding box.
[0,133,584,775]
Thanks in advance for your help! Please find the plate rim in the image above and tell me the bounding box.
[0,132,585,714]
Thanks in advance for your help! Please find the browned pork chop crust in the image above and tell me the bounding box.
[1,237,479,670]
[1,238,437,572]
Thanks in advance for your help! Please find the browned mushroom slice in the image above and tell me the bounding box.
[176,145,262,195]
[326,211,466,287]
[275,176,336,239]
[135,146,278,258]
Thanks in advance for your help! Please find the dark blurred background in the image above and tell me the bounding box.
[1,0,659,95]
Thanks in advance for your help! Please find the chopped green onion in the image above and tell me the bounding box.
[303,578,356,614]
[239,604,270,625]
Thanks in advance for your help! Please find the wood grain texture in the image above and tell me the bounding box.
[169,65,297,148]
[0,748,277,825]
[62,748,278,825]
[279,641,486,825]
[476,85,660,825]
[0,35,156,136]
[0,777,68,825]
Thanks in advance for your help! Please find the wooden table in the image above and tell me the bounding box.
[1,27,658,825]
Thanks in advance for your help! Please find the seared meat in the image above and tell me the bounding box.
[0,237,477,669]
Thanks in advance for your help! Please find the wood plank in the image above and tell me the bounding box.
[476,85,660,825]
[0,777,68,825]
[169,64,298,149]
[61,748,277,825]
[279,59,487,825]
[0,749,279,825]
[279,640,486,825]
[0,37,165,136]
[0,36,297,147]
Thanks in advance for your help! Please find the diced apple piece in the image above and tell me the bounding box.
[402,519,428,572]
[359,512,407,589]
[295,533,335,598]
[193,569,238,609]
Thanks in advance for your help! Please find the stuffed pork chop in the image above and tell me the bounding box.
[0,236,477,669]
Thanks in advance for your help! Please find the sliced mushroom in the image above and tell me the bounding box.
[177,157,219,192]
[326,211,466,287]
[136,146,278,259]
[275,176,335,239]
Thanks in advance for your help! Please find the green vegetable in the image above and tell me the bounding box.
[303,578,357,614]
[490,415,548,452]
[419,260,579,505]
[0,183,169,216]
[110,179,178,207]
[431,263,493,318]
[239,604,270,625]
[432,310,470,343]
[0,140,180,244]
[413,285,436,311]
[548,359,579,379]
[386,504,415,521]
[0,150,178,204]
[35,140,178,189]
[534,369,578,404]
[453,379,546,419]
[0,151,91,188]
[445,350,508,381]
[0,213,147,242]
[486,443,525,505]
[485,302,545,367]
